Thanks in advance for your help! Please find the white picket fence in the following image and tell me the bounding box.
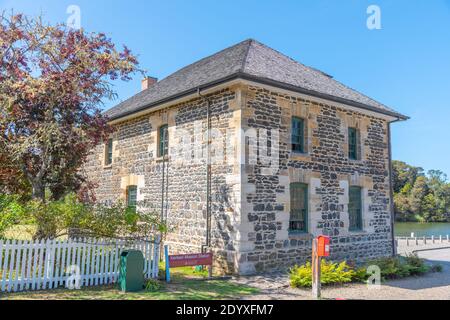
[0,237,160,293]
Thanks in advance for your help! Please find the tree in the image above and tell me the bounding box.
[409,176,429,219]
[392,161,450,222]
[393,192,410,221]
[0,13,141,201]
[0,147,30,196]
[427,170,450,221]
[392,160,424,193]
[422,193,438,222]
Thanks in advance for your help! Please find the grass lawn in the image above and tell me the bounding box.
[4,225,36,241]
[0,266,259,300]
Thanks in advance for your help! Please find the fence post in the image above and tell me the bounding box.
[406,238,409,246]
[8,239,17,292]
[432,235,435,244]
[424,236,427,245]
[312,238,321,299]
[165,245,170,283]
[415,237,418,245]
[0,240,3,292]
[152,236,160,279]
[440,235,443,243]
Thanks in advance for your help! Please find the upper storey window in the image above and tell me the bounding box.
[348,127,360,160]
[292,117,306,154]
[105,138,113,166]
[158,125,169,157]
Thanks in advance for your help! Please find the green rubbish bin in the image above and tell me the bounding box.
[118,250,145,292]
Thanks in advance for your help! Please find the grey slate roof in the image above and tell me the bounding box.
[105,39,407,121]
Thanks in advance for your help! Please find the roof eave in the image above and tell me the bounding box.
[238,73,409,122]
[106,72,409,123]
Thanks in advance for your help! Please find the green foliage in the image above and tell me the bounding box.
[145,279,163,292]
[431,264,443,273]
[353,267,371,282]
[289,254,438,288]
[289,260,357,288]
[409,176,428,215]
[366,254,430,280]
[0,193,166,240]
[0,195,26,238]
[392,161,424,194]
[193,266,210,277]
[393,160,450,222]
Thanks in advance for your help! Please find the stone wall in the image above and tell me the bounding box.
[84,88,242,273]
[84,83,395,275]
[236,85,394,274]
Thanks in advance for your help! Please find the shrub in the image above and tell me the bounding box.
[145,279,163,292]
[352,267,371,282]
[366,256,410,280]
[0,195,26,238]
[365,254,431,280]
[289,254,438,289]
[403,253,430,276]
[431,264,443,273]
[1,193,167,240]
[290,260,356,288]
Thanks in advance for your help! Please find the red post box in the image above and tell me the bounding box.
[317,236,330,257]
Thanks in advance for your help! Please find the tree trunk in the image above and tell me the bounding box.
[31,179,49,240]
[31,180,45,201]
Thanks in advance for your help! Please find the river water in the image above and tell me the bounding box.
[394,222,450,237]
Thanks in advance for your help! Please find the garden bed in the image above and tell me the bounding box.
[289,254,443,289]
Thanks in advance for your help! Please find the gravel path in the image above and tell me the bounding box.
[233,249,450,300]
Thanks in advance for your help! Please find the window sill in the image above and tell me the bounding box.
[103,164,113,170]
[348,230,367,236]
[290,152,310,160]
[288,232,313,240]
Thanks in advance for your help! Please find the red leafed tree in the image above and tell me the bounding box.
[0,148,30,196]
[0,13,141,201]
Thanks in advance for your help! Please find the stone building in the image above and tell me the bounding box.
[84,39,408,275]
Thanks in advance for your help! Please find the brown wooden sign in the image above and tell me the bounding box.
[168,252,213,268]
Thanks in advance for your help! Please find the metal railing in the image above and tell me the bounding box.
[395,235,450,246]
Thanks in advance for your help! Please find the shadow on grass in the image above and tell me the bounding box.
[0,278,260,301]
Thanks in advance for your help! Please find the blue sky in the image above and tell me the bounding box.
[2,0,450,175]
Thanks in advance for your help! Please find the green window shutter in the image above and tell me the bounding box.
[292,117,305,153]
[349,186,363,231]
[348,127,358,160]
[106,138,113,165]
[127,186,138,210]
[159,125,169,157]
[289,183,308,233]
